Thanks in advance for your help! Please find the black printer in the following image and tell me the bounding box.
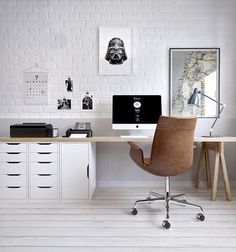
[10,123,53,137]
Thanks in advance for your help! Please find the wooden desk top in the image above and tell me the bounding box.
[0,136,152,143]
[1,136,236,143]
[194,136,236,142]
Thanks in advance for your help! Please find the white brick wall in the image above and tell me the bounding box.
[0,0,236,118]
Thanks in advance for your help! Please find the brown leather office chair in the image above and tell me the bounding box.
[128,116,205,229]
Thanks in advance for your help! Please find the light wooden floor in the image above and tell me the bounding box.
[0,184,236,252]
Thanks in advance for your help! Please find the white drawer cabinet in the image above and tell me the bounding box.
[0,142,28,200]
[0,141,96,201]
[29,142,59,200]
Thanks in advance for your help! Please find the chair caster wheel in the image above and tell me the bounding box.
[196,213,205,221]
[162,220,171,229]
[131,208,138,215]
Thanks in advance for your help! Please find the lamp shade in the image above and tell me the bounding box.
[188,88,200,107]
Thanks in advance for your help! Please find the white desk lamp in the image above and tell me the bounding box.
[188,88,225,137]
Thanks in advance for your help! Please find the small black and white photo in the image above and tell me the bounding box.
[82,92,93,110]
[57,98,71,110]
[65,77,73,92]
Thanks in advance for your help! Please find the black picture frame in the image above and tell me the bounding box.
[169,48,220,118]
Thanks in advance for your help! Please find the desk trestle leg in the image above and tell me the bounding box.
[196,142,232,201]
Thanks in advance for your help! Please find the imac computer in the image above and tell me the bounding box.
[112,95,162,132]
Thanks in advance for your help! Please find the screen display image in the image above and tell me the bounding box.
[112,95,162,130]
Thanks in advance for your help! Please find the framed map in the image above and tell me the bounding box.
[169,48,220,117]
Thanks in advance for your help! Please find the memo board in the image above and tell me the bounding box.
[24,66,48,104]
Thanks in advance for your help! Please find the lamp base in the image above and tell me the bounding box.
[201,135,222,138]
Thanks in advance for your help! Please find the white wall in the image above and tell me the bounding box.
[0,0,236,184]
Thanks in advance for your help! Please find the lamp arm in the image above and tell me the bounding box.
[200,92,224,106]
[199,91,225,136]
[209,104,225,137]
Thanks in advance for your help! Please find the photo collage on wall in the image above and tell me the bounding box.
[57,77,93,111]
[57,77,73,110]
[57,26,132,111]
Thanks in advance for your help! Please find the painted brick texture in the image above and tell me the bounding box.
[0,0,235,118]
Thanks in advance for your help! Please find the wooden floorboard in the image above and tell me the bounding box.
[0,185,235,251]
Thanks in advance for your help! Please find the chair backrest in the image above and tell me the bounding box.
[146,116,197,177]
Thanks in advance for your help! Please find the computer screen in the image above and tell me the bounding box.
[112,95,162,130]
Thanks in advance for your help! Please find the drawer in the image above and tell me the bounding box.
[30,152,58,162]
[0,174,27,186]
[30,143,58,153]
[0,152,27,162]
[30,186,58,200]
[31,162,58,174]
[0,143,27,153]
[0,162,27,174]
[31,174,57,186]
[0,186,27,200]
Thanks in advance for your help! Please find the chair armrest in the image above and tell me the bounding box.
[128,141,146,168]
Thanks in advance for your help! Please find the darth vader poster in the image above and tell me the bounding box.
[99,27,132,75]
